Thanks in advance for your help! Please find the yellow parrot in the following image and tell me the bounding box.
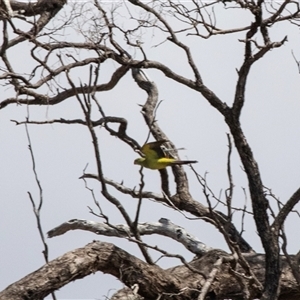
[134,140,197,170]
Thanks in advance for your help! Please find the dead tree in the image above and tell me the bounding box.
[1,1,300,300]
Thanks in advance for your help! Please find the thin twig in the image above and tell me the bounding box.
[24,113,57,300]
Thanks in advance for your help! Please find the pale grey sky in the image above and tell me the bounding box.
[1,1,300,299]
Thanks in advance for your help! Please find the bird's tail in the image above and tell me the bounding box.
[172,160,198,166]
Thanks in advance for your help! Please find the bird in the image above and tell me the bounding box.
[134,140,198,170]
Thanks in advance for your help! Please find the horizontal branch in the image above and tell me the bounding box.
[82,173,254,253]
[1,240,299,300]
[47,218,212,255]
[0,65,129,109]
[0,241,182,300]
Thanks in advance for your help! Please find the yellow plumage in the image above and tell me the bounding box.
[134,140,197,170]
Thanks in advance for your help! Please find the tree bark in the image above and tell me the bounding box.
[0,241,299,300]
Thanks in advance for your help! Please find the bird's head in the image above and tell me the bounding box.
[134,157,145,166]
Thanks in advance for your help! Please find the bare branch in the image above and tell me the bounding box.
[48,218,212,256]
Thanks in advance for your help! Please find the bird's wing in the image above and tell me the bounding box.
[141,140,169,159]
